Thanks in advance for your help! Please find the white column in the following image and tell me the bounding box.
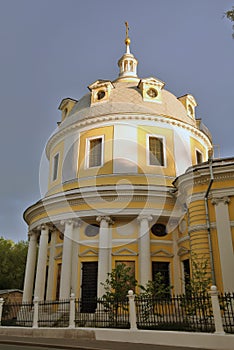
[212,197,234,292]
[59,220,74,300]
[46,229,57,301]
[137,215,153,287]
[97,216,113,298]
[34,225,49,301]
[22,232,38,302]
[71,220,81,297]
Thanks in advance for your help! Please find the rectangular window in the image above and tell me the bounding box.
[196,150,203,164]
[152,261,170,288]
[52,153,59,181]
[149,136,164,166]
[88,137,103,168]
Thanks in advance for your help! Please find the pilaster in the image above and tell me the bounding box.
[212,196,234,292]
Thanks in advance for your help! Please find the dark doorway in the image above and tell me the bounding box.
[81,262,98,313]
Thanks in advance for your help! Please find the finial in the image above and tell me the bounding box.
[125,21,131,51]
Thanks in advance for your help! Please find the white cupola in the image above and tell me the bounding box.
[117,22,138,79]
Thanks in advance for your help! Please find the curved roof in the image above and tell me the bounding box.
[59,80,196,130]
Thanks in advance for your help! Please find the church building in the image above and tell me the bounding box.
[22,27,234,306]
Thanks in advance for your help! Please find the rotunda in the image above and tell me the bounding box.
[23,27,233,305]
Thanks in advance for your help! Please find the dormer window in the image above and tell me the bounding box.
[97,90,106,100]
[138,77,165,103]
[88,80,114,105]
[178,94,197,119]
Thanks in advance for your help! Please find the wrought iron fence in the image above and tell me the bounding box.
[1,291,233,333]
[219,292,234,334]
[135,294,215,332]
[38,299,70,327]
[75,297,130,328]
[1,301,33,327]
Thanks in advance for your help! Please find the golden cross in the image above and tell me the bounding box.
[125,21,129,39]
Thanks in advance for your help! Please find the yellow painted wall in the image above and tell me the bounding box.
[78,126,113,178]
[48,141,64,191]
[137,125,176,177]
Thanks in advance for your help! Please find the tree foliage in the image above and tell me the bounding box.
[0,237,28,290]
[225,7,234,38]
[139,272,173,299]
[185,254,211,296]
[101,263,137,301]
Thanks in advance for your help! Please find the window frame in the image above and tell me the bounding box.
[85,135,104,169]
[195,149,203,165]
[147,134,166,167]
[52,152,59,182]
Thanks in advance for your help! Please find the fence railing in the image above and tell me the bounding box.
[0,286,233,334]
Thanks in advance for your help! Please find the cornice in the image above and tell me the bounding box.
[24,185,176,224]
[46,113,211,157]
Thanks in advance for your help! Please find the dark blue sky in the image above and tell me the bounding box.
[0,0,233,241]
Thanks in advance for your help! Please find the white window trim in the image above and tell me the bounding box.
[146,134,167,167]
[195,148,203,164]
[85,135,104,169]
[51,152,59,182]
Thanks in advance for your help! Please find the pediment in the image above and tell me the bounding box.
[112,248,138,256]
[151,249,174,258]
[79,249,98,257]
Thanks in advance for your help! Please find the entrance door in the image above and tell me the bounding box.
[81,262,98,313]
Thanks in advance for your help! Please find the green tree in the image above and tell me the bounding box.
[139,272,173,321]
[181,255,212,320]
[101,263,138,326]
[0,237,28,290]
[139,272,173,299]
[225,7,234,38]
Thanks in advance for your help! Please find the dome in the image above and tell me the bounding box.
[59,79,197,130]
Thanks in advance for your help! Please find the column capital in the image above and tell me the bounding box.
[36,224,50,232]
[137,215,153,223]
[211,196,230,206]
[96,216,114,225]
[28,231,39,241]
[60,219,73,226]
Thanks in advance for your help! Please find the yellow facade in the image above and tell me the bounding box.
[22,32,234,306]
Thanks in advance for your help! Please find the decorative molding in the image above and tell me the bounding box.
[79,249,98,257]
[177,246,190,257]
[46,113,211,158]
[137,215,153,223]
[96,216,114,225]
[151,249,174,258]
[177,235,190,244]
[211,196,230,206]
[112,248,138,256]
[54,252,62,260]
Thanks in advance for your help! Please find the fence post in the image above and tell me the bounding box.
[128,290,137,331]
[0,298,4,326]
[69,293,75,328]
[33,297,39,328]
[209,285,225,334]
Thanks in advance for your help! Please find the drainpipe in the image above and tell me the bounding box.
[204,157,216,285]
